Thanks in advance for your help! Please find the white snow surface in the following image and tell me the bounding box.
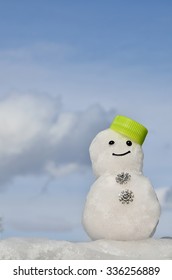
[0,238,172,259]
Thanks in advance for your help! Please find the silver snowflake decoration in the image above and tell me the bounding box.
[119,189,134,204]
[116,172,131,184]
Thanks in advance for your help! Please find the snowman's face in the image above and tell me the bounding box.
[89,128,143,177]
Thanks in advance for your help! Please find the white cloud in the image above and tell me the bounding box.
[45,161,82,177]
[156,186,172,209]
[153,186,172,238]
[0,93,59,156]
[7,195,81,233]
[0,93,113,187]
[0,168,92,239]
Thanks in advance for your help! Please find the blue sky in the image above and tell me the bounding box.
[0,0,172,240]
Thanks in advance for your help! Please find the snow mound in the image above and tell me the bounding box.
[0,238,172,260]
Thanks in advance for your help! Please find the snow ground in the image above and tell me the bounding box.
[0,238,171,260]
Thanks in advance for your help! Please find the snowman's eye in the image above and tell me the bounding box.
[109,140,115,145]
[126,140,132,146]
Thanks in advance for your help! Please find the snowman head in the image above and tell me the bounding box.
[89,116,148,177]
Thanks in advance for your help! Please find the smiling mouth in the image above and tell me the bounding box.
[112,151,131,156]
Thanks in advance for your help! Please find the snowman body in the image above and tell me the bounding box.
[82,128,161,240]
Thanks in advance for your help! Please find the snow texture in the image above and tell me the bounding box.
[83,129,161,240]
[0,238,171,260]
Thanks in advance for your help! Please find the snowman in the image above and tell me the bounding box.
[82,115,161,241]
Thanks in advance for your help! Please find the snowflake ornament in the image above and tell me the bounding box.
[119,189,134,204]
[116,172,131,184]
